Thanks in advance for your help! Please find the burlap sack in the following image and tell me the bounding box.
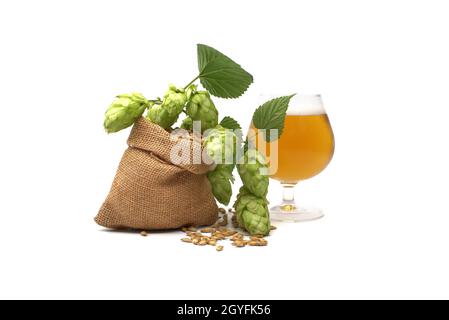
[95,117,218,230]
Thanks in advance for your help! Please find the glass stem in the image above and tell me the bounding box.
[281,183,297,211]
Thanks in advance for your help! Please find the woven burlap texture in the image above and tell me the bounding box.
[95,117,218,230]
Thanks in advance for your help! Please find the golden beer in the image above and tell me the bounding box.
[250,94,334,221]
[265,114,334,183]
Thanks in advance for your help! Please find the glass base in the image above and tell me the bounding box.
[270,204,324,222]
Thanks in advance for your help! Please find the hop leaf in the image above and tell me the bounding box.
[197,44,253,99]
[104,92,149,133]
[220,116,243,144]
[220,116,241,131]
[252,95,295,141]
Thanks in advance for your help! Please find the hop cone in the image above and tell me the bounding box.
[180,117,193,131]
[203,126,237,205]
[207,164,234,205]
[104,92,149,133]
[233,185,252,227]
[186,91,218,132]
[203,126,237,165]
[147,84,187,129]
[235,192,270,236]
[237,150,269,197]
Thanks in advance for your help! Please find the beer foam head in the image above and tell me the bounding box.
[288,94,325,115]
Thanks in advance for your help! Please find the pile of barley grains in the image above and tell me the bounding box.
[179,208,275,251]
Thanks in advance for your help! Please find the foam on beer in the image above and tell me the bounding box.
[287,94,325,115]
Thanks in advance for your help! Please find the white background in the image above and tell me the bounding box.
[1,0,448,300]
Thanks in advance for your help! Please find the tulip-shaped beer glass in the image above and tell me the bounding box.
[252,95,334,222]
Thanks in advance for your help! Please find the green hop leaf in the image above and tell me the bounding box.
[252,94,295,142]
[235,192,270,236]
[237,150,269,198]
[220,116,243,144]
[147,84,187,129]
[197,44,253,99]
[186,90,219,132]
[220,116,241,130]
[207,164,235,205]
[104,92,149,133]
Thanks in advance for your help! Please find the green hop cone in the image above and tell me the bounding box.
[235,192,270,236]
[148,105,173,129]
[203,126,237,165]
[233,186,252,227]
[237,150,269,198]
[207,164,234,205]
[234,185,251,207]
[147,84,187,129]
[186,91,218,132]
[104,92,149,133]
[180,117,193,131]
[203,126,237,205]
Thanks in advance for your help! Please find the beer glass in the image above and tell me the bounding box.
[253,95,334,222]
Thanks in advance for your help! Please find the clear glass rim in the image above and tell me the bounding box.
[288,94,325,115]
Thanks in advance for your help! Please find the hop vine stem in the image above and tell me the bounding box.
[184,75,200,90]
